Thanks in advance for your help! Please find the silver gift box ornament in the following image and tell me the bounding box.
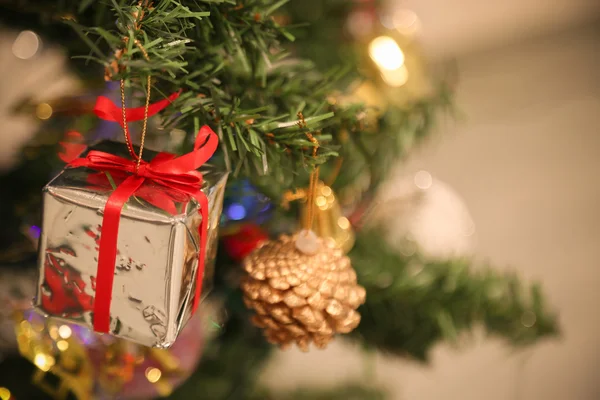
[34,141,227,348]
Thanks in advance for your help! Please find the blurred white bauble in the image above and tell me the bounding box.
[0,28,81,171]
[368,170,476,258]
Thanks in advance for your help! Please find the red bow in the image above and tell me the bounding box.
[63,92,218,334]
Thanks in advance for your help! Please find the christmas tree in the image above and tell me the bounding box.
[0,1,558,399]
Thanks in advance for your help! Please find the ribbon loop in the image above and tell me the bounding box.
[93,91,181,126]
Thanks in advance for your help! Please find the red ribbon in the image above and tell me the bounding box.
[93,91,181,127]
[63,92,218,333]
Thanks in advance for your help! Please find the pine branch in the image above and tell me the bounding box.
[2,0,451,195]
[349,227,560,361]
[62,1,336,184]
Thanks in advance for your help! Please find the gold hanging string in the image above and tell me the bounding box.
[106,2,154,172]
[281,134,343,209]
[306,166,320,230]
[297,112,320,231]
[119,37,152,173]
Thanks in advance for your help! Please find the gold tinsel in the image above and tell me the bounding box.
[241,233,366,351]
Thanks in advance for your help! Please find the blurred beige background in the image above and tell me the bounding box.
[261,1,600,399]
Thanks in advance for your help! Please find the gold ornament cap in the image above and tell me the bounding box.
[294,229,321,255]
[300,182,355,253]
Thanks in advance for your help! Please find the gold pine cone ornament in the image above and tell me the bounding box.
[241,230,366,351]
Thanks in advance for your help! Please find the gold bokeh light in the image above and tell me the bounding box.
[145,367,162,383]
[57,340,69,351]
[34,353,55,372]
[380,65,409,87]
[36,103,53,120]
[0,387,11,400]
[58,325,72,339]
[368,36,405,71]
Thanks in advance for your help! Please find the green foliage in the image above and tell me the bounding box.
[0,0,451,197]
[67,0,350,187]
[350,227,559,361]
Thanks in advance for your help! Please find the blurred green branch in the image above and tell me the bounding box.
[350,227,560,361]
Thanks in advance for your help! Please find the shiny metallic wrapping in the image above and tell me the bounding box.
[34,141,227,348]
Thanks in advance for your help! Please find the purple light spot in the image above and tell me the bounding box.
[29,225,41,239]
[72,325,97,346]
[227,203,247,221]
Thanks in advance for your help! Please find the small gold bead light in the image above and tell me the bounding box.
[58,325,72,339]
[145,367,162,383]
[36,103,53,120]
[48,325,59,340]
[56,340,69,351]
[34,354,55,372]
[369,36,404,71]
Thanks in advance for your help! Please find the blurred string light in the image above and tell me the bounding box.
[222,180,273,225]
[145,367,162,383]
[368,36,409,87]
[369,36,404,70]
[227,203,247,221]
[34,353,55,372]
[381,65,409,87]
[71,324,97,346]
[58,325,72,339]
[414,170,432,190]
[56,340,69,351]
[48,325,59,340]
[26,224,41,244]
[12,30,41,60]
[36,103,53,120]
[0,388,11,400]
[393,9,421,36]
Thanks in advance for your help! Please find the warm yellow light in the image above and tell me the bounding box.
[315,196,327,209]
[369,36,405,71]
[36,103,53,120]
[0,387,11,400]
[58,325,72,339]
[380,65,409,87]
[34,354,55,372]
[337,217,350,230]
[19,320,31,334]
[56,340,69,351]
[145,367,162,383]
[320,186,332,197]
[48,325,59,340]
